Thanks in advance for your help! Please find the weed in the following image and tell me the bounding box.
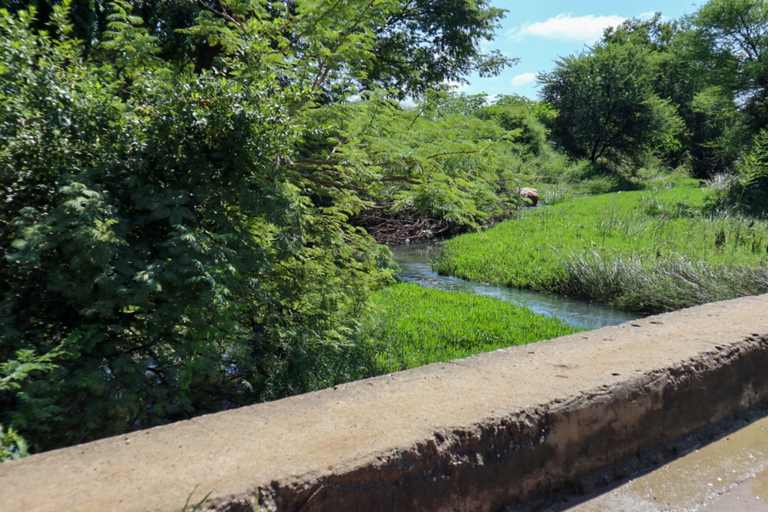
[182,485,213,512]
[435,184,768,313]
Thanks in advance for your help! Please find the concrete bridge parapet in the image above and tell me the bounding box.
[2,294,768,512]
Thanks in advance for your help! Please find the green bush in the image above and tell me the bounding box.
[0,424,28,462]
[730,129,768,215]
[0,2,392,451]
[476,102,549,155]
[435,185,768,313]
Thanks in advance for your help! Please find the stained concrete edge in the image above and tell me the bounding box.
[1,294,768,512]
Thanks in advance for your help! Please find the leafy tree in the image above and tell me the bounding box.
[689,84,750,172]
[539,41,684,165]
[475,95,552,155]
[715,128,768,215]
[654,0,768,176]
[293,91,525,243]
[0,0,514,452]
[692,0,768,131]
[0,0,513,97]
[360,0,514,97]
[0,0,394,450]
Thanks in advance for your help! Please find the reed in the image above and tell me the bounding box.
[435,184,768,313]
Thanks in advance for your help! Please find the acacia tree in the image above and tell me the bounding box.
[0,0,512,98]
[0,0,514,452]
[539,41,683,165]
[296,91,527,244]
[692,0,768,130]
[1,1,383,449]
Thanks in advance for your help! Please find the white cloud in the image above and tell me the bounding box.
[508,13,627,43]
[511,72,538,87]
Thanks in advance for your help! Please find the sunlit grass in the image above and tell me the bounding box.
[435,184,768,313]
[365,282,581,372]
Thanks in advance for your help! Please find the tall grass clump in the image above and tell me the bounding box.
[712,129,768,216]
[435,184,768,313]
[365,282,581,372]
[562,252,768,313]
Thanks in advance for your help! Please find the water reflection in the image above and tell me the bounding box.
[389,243,640,330]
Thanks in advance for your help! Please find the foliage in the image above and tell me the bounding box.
[534,4,768,177]
[364,282,581,371]
[435,184,768,313]
[475,95,550,155]
[688,85,749,173]
[0,0,520,453]
[0,424,28,461]
[0,0,514,98]
[539,41,684,166]
[295,91,526,243]
[713,128,768,215]
[0,0,402,451]
[358,0,515,97]
[734,129,768,213]
[0,348,56,461]
[659,0,768,175]
[692,0,768,131]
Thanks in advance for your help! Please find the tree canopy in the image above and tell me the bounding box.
[0,0,521,451]
[537,2,768,178]
[539,40,683,164]
[0,0,513,97]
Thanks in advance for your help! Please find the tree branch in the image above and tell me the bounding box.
[196,0,245,32]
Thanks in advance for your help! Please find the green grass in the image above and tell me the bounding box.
[364,282,581,372]
[250,282,582,402]
[435,184,768,313]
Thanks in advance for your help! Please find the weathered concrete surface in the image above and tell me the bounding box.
[562,410,768,512]
[2,294,768,512]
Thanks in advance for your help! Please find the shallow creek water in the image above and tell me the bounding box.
[390,243,768,512]
[388,243,638,330]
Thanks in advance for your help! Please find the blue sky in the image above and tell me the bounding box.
[460,0,707,100]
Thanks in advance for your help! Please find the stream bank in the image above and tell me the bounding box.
[390,243,768,512]
[389,243,638,330]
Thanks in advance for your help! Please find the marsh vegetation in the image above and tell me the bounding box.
[436,183,768,314]
[3,0,768,457]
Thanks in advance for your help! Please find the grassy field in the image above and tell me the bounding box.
[365,282,581,372]
[435,181,768,313]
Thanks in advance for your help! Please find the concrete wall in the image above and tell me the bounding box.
[2,294,768,512]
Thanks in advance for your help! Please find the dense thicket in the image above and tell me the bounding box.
[539,1,768,198]
[0,0,518,452]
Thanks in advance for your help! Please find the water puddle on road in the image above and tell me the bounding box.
[566,414,768,512]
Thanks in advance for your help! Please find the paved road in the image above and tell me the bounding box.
[565,416,768,512]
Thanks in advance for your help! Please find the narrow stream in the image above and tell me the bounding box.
[389,243,640,330]
[388,243,768,511]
